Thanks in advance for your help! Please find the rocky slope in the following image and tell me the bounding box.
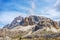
[1,15,60,38]
[3,15,59,29]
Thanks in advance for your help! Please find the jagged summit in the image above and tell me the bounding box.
[1,15,60,38]
[3,15,59,29]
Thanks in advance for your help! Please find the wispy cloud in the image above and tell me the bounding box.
[54,0,60,11]
[0,0,60,27]
[34,0,60,21]
[0,11,27,27]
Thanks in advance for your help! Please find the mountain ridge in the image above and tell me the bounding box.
[1,15,60,38]
[3,15,59,29]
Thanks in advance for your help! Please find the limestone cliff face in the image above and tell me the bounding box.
[2,15,60,38]
[3,15,59,29]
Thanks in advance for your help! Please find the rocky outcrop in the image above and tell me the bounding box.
[3,16,23,29]
[4,15,59,29]
[2,15,60,38]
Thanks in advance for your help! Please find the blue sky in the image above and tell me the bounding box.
[0,0,60,28]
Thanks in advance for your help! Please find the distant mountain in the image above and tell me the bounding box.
[2,15,60,38]
[3,16,23,29]
[3,15,59,29]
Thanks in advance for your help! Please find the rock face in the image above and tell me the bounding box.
[3,15,59,31]
[4,15,59,29]
[4,16,23,29]
[57,21,60,27]
[33,19,59,32]
[2,15,60,38]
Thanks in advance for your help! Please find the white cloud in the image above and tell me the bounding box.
[0,0,60,28]
[38,6,60,21]
[45,8,59,16]
[54,0,60,7]
[28,0,36,15]
[0,11,27,27]
[35,0,60,21]
[53,0,60,11]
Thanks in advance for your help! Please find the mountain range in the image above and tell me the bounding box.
[0,15,60,38]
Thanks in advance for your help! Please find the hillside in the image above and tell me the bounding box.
[0,15,60,39]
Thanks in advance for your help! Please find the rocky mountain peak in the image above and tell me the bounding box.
[3,15,59,29]
[2,15,60,38]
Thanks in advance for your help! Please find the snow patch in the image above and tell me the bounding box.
[17,20,21,22]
